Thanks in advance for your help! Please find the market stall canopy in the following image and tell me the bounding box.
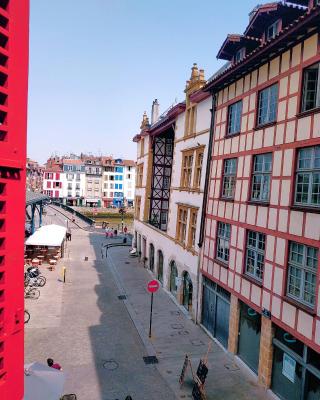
[25,224,67,247]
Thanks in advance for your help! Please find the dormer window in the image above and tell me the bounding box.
[235,47,246,63]
[266,19,280,40]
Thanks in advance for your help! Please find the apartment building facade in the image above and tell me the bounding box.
[123,160,135,206]
[43,169,63,199]
[199,1,320,398]
[102,158,135,207]
[0,1,29,399]
[133,66,211,319]
[83,156,103,206]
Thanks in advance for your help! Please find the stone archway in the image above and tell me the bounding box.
[149,243,154,272]
[182,271,193,312]
[169,260,178,296]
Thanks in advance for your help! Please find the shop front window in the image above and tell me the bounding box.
[272,326,320,400]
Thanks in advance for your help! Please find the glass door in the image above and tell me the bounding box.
[238,302,261,373]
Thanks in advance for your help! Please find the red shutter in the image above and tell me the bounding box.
[56,172,60,180]
[55,190,59,198]
[47,181,51,188]
[59,182,62,188]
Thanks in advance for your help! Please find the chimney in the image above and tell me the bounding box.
[151,99,160,124]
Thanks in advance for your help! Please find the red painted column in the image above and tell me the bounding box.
[0,1,29,399]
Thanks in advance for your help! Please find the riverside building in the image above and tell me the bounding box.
[200,1,320,398]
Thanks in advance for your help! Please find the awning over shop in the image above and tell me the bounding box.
[25,224,67,247]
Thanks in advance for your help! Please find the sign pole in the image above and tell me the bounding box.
[149,292,154,338]
[146,279,159,339]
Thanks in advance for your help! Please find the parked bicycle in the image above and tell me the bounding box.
[24,269,46,287]
[24,286,40,299]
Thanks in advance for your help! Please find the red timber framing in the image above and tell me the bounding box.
[201,5,320,354]
[0,1,29,399]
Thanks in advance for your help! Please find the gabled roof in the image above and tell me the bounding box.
[217,34,261,61]
[149,102,185,137]
[62,159,83,165]
[244,1,306,37]
[44,166,62,172]
[122,160,136,167]
[205,4,320,92]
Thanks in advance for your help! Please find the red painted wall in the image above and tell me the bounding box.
[0,1,29,399]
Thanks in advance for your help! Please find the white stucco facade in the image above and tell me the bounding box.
[133,67,212,320]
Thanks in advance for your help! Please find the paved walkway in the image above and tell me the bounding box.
[25,223,272,400]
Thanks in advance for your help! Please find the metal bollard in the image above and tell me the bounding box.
[62,266,66,283]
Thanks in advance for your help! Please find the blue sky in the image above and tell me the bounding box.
[28,0,262,164]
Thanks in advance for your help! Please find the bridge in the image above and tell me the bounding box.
[25,191,48,234]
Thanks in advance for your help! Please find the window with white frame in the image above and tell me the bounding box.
[216,222,231,264]
[302,62,320,112]
[295,146,320,207]
[266,19,280,40]
[227,100,242,135]
[245,230,265,281]
[222,158,237,199]
[257,83,278,126]
[235,47,246,63]
[251,153,272,202]
[287,241,318,307]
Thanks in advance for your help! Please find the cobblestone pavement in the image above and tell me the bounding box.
[25,220,272,400]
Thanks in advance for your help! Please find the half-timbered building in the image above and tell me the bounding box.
[200,1,320,397]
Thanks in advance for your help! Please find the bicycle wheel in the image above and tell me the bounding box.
[24,310,30,324]
[36,276,46,287]
[28,288,40,299]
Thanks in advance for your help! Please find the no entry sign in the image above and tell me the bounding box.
[147,280,160,293]
[147,279,160,338]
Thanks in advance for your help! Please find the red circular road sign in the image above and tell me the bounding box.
[147,279,160,293]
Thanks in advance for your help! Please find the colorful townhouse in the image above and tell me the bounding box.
[82,156,103,207]
[133,66,211,319]
[199,1,320,398]
[101,158,136,207]
[43,168,63,199]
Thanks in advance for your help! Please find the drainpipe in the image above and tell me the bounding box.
[195,92,216,324]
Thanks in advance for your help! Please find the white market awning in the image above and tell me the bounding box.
[25,224,67,247]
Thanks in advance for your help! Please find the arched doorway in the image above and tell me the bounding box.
[169,261,178,295]
[157,250,163,284]
[149,243,154,271]
[182,272,193,312]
